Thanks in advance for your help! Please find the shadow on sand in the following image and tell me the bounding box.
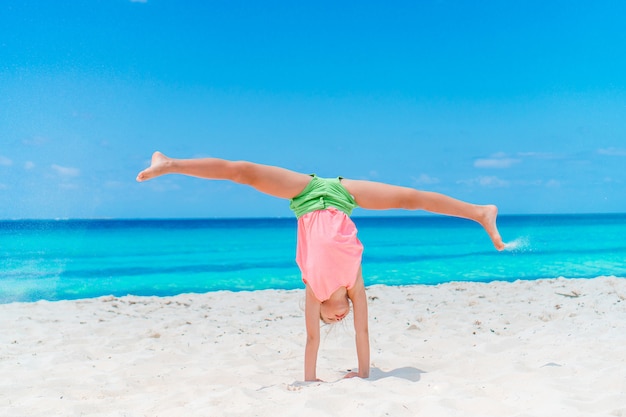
[283,366,425,390]
[368,366,425,382]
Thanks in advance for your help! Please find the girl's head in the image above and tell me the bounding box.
[320,293,350,324]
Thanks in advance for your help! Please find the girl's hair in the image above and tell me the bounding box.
[299,295,353,325]
[321,313,350,338]
[320,299,352,325]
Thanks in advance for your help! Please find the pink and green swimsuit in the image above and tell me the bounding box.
[289,175,363,302]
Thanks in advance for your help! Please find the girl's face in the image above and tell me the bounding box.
[320,296,350,323]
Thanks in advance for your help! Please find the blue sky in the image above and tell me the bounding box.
[1,0,625,219]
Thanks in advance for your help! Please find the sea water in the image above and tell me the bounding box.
[1,214,625,303]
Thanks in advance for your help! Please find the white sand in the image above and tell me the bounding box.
[2,277,625,417]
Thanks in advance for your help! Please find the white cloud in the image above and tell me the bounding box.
[0,183,8,190]
[515,179,543,187]
[0,156,13,166]
[478,176,510,187]
[517,151,563,160]
[474,153,521,169]
[413,173,440,185]
[458,176,510,188]
[24,161,35,170]
[598,147,626,156]
[545,179,561,188]
[148,181,181,192]
[22,136,48,146]
[104,181,125,189]
[52,164,81,178]
[603,177,622,184]
[475,151,570,169]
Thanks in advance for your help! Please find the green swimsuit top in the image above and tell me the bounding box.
[289,175,358,218]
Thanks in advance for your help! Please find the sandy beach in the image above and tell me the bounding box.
[2,276,625,417]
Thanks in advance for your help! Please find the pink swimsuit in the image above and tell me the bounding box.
[296,207,363,302]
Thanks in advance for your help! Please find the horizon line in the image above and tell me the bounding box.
[2,212,626,222]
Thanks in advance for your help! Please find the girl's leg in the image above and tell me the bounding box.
[136,151,312,199]
[341,179,505,250]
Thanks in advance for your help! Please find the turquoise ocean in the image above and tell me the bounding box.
[1,214,625,304]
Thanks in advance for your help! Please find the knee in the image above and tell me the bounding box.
[396,189,424,210]
[230,161,257,185]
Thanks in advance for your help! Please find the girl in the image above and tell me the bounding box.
[136,151,505,381]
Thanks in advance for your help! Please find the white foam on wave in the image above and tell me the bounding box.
[503,236,531,252]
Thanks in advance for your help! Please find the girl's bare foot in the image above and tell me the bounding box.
[136,151,171,182]
[479,205,505,251]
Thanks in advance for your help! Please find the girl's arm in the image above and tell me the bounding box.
[304,286,322,381]
[347,271,370,378]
